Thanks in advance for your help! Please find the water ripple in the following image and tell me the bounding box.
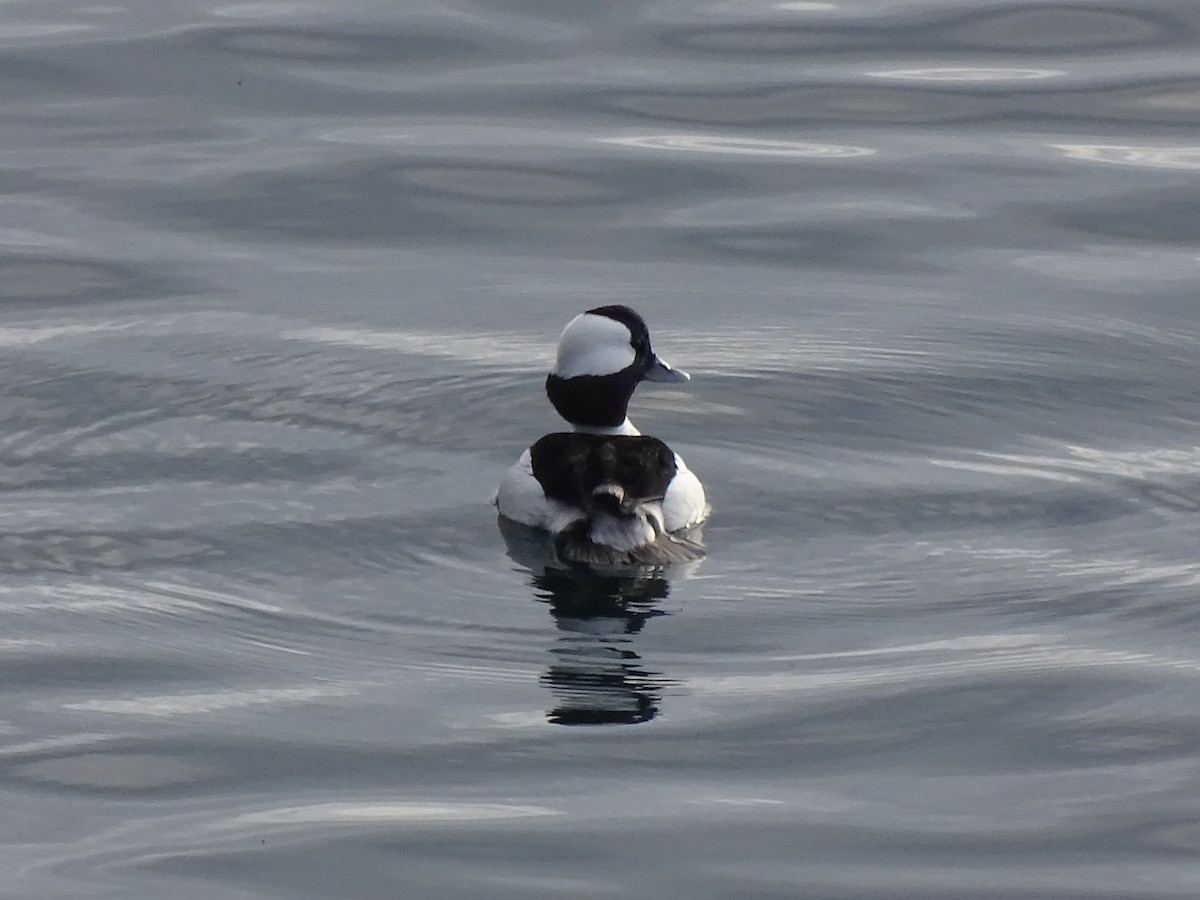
[866,66,1066,82]
[1052,142,1200,170]
[4,0,1200,896]
[658,5,1184,56]
[599,133,875,158]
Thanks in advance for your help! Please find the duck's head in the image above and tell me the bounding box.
[545,305,689,431]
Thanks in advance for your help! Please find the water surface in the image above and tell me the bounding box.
[3,0,1200,897]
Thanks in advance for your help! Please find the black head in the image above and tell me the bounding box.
[544,306,689,429]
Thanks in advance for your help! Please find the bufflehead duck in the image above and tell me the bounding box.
[496,305,709,552]
[529,432,704,567]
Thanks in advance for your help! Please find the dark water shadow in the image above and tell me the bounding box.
[499,517,675,726]
[656,4,1188,57]
[0,253,200,309]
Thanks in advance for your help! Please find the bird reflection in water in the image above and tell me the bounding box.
[499,517,689,725]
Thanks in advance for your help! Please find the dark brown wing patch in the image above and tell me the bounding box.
[530,433,678,506]
[529,433,590,505]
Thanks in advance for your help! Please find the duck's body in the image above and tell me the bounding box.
[495,305,709,563]
[497,420,707,534]
[526,432,704,567]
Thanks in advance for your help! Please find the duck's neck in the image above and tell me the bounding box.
[546,371,641,434]
[572,418,640,437]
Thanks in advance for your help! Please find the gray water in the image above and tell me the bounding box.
[3,0,1200,897]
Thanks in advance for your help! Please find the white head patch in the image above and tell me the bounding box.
[553,312,636,378]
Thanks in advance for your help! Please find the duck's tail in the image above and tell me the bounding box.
[554,511,705,569]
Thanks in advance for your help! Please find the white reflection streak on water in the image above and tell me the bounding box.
[57,685,361,716]
[0,310,956,373]
[936,444,1200,479]
[231,801,561,826]
[866,67,1065,81]
[0,22,95,40]
[0,580,289,616]
[690,637,1200,698]
[923,542,1200,590]
[929,457,1087,483]
[1051,144,1200,170]
[0,322,145,346]
[1013,247,1200,285]
[598,134,876,158]
[279,326,550,367]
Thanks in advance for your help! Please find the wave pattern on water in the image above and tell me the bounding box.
[3,0,1200,897]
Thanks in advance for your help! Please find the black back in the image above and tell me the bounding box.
[529,433,677,508]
